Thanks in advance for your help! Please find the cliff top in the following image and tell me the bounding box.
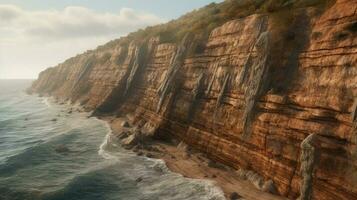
[92,0,334,53]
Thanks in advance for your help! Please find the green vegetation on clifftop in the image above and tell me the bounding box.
[97,0,333,55]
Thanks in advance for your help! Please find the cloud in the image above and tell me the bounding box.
[0,5,163,41]
[0,5,164,79]
[0,5,22,21]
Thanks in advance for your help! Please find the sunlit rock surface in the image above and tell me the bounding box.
[29,0,357,199]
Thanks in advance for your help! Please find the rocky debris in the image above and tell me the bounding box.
[116,130,129,140]
[55,145,70,154]
[117,121,158,150]
[143,145,161,152]
[177,142,192,158]
[229,192,242,200]
[140,121,158,137]
[51,118,57,122]
[121,121,130,128]
[146,153,154,158]
[236,168,277,194]
[207,160,230,171]
[121,129,142,147]
[177,141,188,151]
[135,177,143,183]
[262,180,278,194]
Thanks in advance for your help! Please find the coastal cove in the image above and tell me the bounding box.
[23,0,357,199]
[104,116,286,200]
[0,80,227,200]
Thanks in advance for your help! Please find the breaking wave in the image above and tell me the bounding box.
[0,80,225,200]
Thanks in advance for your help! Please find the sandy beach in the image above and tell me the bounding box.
[105,116,286,200]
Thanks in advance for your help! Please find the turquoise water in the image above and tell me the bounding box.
[0,80,225,200]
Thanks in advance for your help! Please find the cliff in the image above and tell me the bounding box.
[29,0,357,199]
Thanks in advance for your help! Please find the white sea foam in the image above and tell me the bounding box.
[41,97,52,107]
[97,120,118,160]
[151,159,226,200]
[67,111,227,200]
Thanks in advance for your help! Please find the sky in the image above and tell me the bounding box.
[0,0,222,79]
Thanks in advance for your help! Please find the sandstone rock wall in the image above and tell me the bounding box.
[29,0,357,199]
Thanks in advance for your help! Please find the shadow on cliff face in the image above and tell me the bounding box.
[349,100,357,186]
[95,43,149,114]
[71,56,96,102]
[238,9,313,139]
[267,9,312,94]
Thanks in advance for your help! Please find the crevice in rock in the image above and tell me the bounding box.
[240,31,271,139]
[268,10,311,94]
[70,56,95,101]
[238,54,253,87]
[350,98,357,182]
[156,34,191,113]
[124,44,146,96]
[238,17,266,88]
[352,99,357,125]
[96,42,148,113]
[71,56,95,92]
[187,72,205,121]
[216,72,230,109]
[206,62,219,96]
[212,68,231,135]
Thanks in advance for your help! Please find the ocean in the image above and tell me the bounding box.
[0,80,225,200]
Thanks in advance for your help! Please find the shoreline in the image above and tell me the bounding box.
[39,96,286,200]
[103,116,287,200]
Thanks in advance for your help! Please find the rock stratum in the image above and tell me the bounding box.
[29,0,357,199]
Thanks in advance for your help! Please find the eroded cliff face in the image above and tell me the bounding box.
[29,0,357,199]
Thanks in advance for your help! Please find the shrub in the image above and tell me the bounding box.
[97,0,333,55]
[100,52,111,64]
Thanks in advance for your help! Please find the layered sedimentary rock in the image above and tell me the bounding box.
[29,0,357,199]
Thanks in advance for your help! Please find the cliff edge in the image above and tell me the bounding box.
[29,0,357,199]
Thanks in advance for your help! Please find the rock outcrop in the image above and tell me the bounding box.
[298,134,318,200]
[29,0,357,199]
